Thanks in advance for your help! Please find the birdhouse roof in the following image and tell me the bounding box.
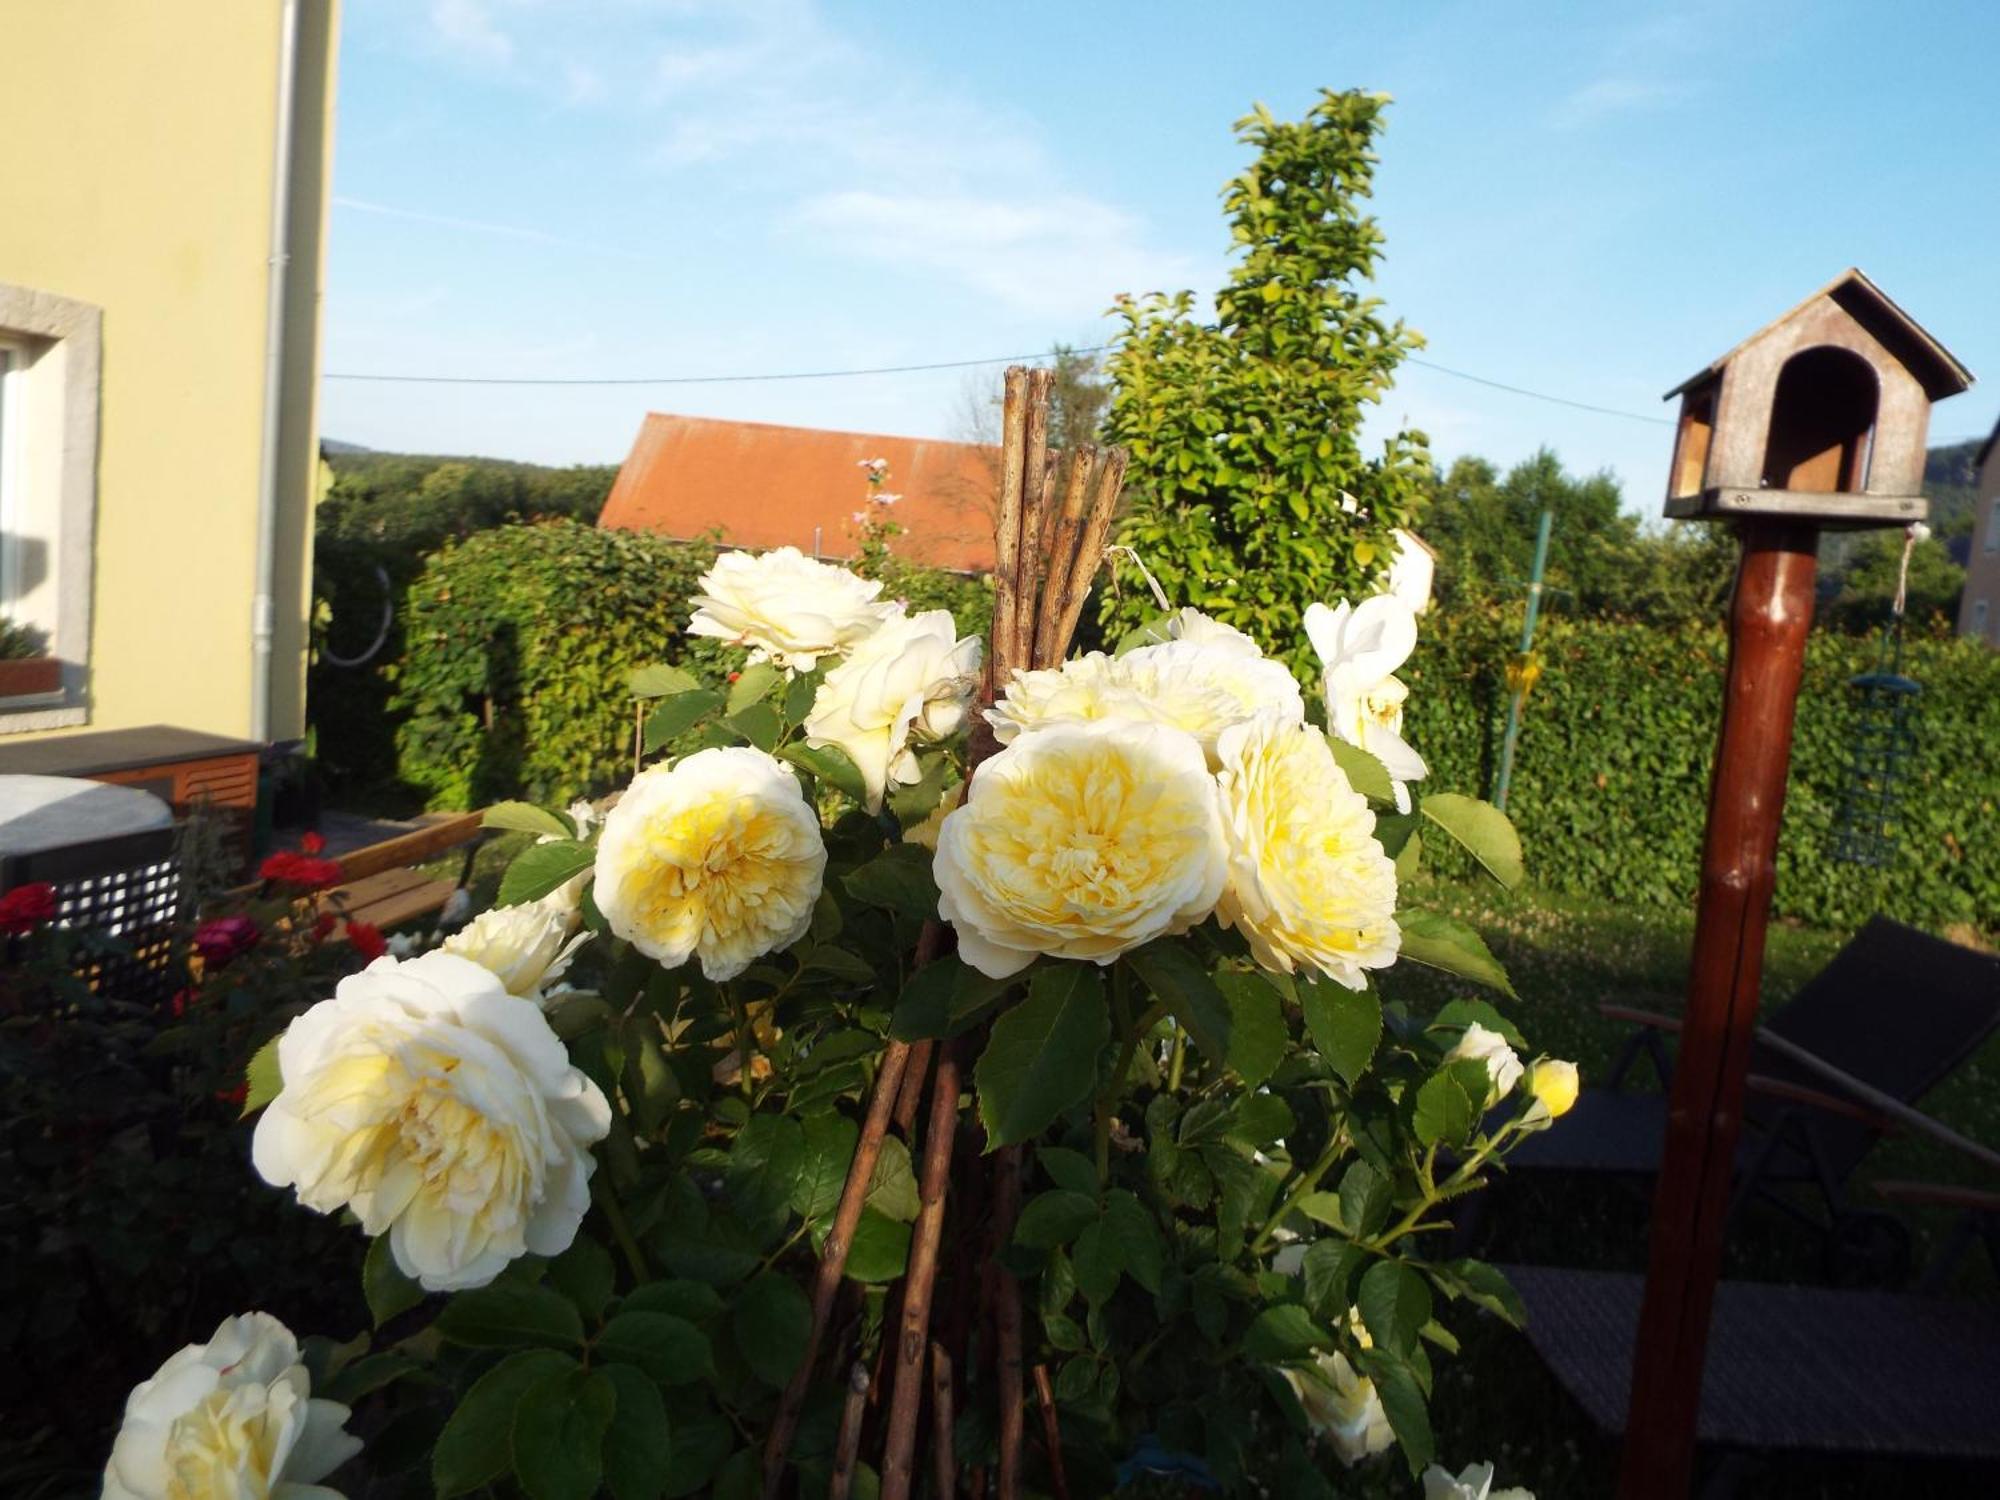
[1664,268,1974,403]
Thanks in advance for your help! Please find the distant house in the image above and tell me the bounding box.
[0,2,339,743]
[1958,415,2000,646]
[599,414,998,573]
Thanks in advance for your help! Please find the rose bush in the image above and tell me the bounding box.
[104,539,1570,1499]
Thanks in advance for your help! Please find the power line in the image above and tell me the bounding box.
[322,345,1677,426]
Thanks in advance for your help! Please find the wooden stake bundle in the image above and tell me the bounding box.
[763,366,1128,1499]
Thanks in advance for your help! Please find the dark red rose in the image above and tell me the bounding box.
[346,920,388,962]
[0,882,58,935]
[258,851,344,889]
[301,830,327,855]
[193,914,261,969]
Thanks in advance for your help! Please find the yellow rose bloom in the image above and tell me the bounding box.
[933,720,1226,979]
[1213,714,1400,990]
[1280,1351,1395,1467]
[1528,1058,1580,1118]
[594,746,827,981]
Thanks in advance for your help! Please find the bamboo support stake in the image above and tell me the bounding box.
[879,1039,966,1500]
[990,1145,1026,1500]
[929,1341,957,1499]
[1031,447,1098,670]
[1031,1364,1071,1500]
[893,1039,934,1138]
[988,369,1030,691]
[1013,368,1055,668]
[1054,448,1127,652]
[827,1364,871,1500]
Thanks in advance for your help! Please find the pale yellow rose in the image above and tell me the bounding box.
[102,1312,360,1500]
[1214,714,1399,989]
[1423,1459,1536,1499]
[1304,596,1428,812]
[1280,1350,1395,1467]
[933,719,1226,979]
[594,746,827,981]
[442,904,588,1001]
[988,638,1302,767]
[1447,1022,1525,1104]
[901,780,965,852]
[805,606,981,812]
[251,953,612,1291]
[1527,1058,1580,1119]
[686,545,893,670]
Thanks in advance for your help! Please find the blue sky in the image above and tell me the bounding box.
[322,0,2000,505]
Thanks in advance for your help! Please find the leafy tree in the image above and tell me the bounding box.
[1820,528,1964,633]
[1101,90,1429,665]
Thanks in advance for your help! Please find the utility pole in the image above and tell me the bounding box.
[1492,502,1552,813]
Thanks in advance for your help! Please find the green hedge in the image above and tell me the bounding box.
[1403,610,2000,935]
[387,521,719,807]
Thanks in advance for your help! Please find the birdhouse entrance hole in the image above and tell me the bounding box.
[1760,345,1878,493]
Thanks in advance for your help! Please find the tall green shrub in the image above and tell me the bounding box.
[388,521,718,807]
[1404,611,2000,935]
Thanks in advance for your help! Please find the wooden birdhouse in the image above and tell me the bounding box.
[1663,269,1972,525]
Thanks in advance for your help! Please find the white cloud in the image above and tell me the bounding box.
[333,195,650,262]
[429,0,513,64]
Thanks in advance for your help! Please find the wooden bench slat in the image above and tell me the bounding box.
[335,812,486,884]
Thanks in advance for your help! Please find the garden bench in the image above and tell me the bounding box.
[313,811,487,939]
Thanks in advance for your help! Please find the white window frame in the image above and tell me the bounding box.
[0,281,102,732]
[1975,599,1990,641]
[1988,498,2000,554]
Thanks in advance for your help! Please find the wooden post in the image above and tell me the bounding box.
[1617,519,1819,1496]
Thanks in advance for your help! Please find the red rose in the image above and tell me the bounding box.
[346,920,388,962]
[0,882,58,935]
[170,988,194,1018]
[193,914,261,969]
[258,850,344,889]
[308,912,339,943]
[301,830,327,855]
[213,1080,249,1107]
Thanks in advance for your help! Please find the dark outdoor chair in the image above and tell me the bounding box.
[1502,1181,2000,1487]
[1503,917,2000,1267]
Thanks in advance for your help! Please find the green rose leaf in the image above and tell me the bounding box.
[1357,1348,1435,1475]
[1326,735,1396,805]
[595,1311,712,1386]
[726,701,782,751]
[1395,909,1517,998]
[1419,793,1524,890]
[600,1363,672,1500]
[1357,1259,1432,1357]
[1215,971,1288,1088]
[435,1284,584,1350]
[1436,1258,1525,1328]
[776,741,868,804]
[484,801,575,839]
[865,1136,922,1224]
[725,662,782,715]
[841,846,940,925]
[1337,1160,1392,1241]
[791,1113,858,1224]
[1036,1146,1100,1199]
[362,1234,425,1327]
[498,839,596,907]
[1013,1190,1100,1250]
[839,1208,912,1283]
[513,1366,616,1500]
[433,1348,575,1497]
[621,1280,725,1324]
[548,1236,616,1323]
[1300,980,1381,1086]
[733,1272,812,1388]
[889,955,1014,1041]
[1431,997,1527,1050]
[629,663,700,699]
[726,1115,804,1232]
[1101,1190,1165,1295]
[1301,1239,1366,1321]
[242,1035,284,1117]
[1126,940,1231,1066]
[1243,1303,1328,1362]
[1072,1220,1122,1306]
[975,963,1110,1149]
[643,690,725,752]
[1412,1068,1476,1149]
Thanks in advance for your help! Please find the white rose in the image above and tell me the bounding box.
[934,719,1226,979]
[1214,714,1400,989]
[1163,606,1264,654]
[102,1312,361,1500]
[1280,1350,1395,1466]
[804,606,981,813]
[988,639,1302,768]
[1423,1460,1536,1499]
[251,952,612,1291]
[594,746,827,981]
[1447,1022,1525,1104]
[686,546,893,671]
[1304,596,1428,813]
[442,904,589,1001]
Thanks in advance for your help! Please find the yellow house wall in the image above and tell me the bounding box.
[0,0,338,743]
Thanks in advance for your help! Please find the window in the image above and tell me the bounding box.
[1976,599,1990,640]
[0,281,102,731]
[1987,498,2000,553]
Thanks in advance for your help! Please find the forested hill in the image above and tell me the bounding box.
[1924,438,1983,537]
[318,447,619,552]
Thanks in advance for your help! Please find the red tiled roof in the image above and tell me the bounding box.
[599,413,998,572]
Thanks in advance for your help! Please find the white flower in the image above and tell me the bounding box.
[1214,714,1400,989]
[1280,1351,1395,1467]
[686,546,893,671]
[594,746,827,981]
[1423,1460,1536,1499]
[1163,606,1263,654]
[442,904,589,1001]
[804,606,981,813]
[251,952,612,1291]
[1526,1057,1580,1120]
[1447,1022,1525,1104]
[988,638,1302,768]
[1304,596,1428,812]
[873,492,902,506]
[103,1312,361,1500]
[933,719,1226,979]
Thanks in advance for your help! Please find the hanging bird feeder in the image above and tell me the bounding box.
[1830,523,1927,868]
